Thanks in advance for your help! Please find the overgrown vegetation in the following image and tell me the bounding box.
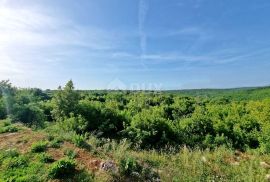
[48,158,76,179]
[1,80,270,181]
[31,141,48,153]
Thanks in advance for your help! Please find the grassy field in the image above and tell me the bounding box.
[1,120,270,181]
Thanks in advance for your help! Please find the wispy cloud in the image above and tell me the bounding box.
[0,3,124,82]
[110,51,213,65]
[110,45,270,68]
[138,0,149,57]
[0,6,117,49]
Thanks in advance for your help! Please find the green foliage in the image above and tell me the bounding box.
[258,124,270,153]
[78,99,125,137]
[3,80,270,181]
[170,97,196,120]
[51,80,79,121]
[40,100,54,122]
[179,114,214,148]
[38,153,54,163]
[0,125,18,134]
[2,155,29,169]
[61,114,87,134]
[0,80,15,119]
[2,80,270,151]
[119,156,142,176]
[119,156,160,181]
[0,150,48,181]
[64,149,77,159]
[0,120,19,133]
[31,141,48,153]
[8,88,49,128]
[0,98,7,119]
[0,149,19,165]
[11,103,45,128]
[48,158,76,179]
[71,133,89,148]
[72,170,95,182]
[126,107,177,148]
[49,138,63,148]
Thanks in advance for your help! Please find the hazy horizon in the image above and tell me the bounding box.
[1,0,270,90]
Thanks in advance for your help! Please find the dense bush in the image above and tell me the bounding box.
[0,125,18,134]
[2,80,270,152]
[31,141,48,153]
[179,115,214,148]
[49,138,63,148]
[120,156,142,176]
[0,98,7,119]
[64,149,77,159]
[78,99,125,137]
[61,114,88,134]
[71,133,89,148]
[48,158,76,179]
[11,103,45,127]
[2,155,28,169]
[38,153,54,163]
[126,107,177,148]
[0,152,47,181]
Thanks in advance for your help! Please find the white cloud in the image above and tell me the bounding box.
[0,6,116,49]
[138,0,149,56]
[110,51,213,63]
[0,3,123,84]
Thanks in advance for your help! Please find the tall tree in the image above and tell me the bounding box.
[51,80,79,121]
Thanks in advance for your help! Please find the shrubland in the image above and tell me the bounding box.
[1,80,270,181]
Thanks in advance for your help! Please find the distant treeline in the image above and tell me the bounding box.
[165,86,270,101]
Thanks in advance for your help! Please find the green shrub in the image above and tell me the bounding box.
[38,153,54,163]
[2,119,11,126]
[0,119,15,131]
[49,138,63,148]
[0,125,18,134]
[0,99,7,119]
[259,124,270,153]
[51,80,79,121]
[119,156,142,176]
[73,170,95,182]
[78,99,125,137]
[0,149,19,164]
[11,103,45,128]
[64,149,77,159]
[119,156,160,181]
[71,134,89,148]
[3,149,20,158]
[179,114,214,148]
[0,154,48,181]
[31,141,47,153]
[61,114,87,134]
[3,155,28,169]
[47,134,55,141]
[48,158,76,179]
[126,107,177,148]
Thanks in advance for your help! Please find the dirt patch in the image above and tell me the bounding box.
[76,148,102,171]
[0,128,47,153]
[0,129,107,173]
[58,142,103,171]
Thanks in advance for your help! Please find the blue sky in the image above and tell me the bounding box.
[1,0,270,89]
